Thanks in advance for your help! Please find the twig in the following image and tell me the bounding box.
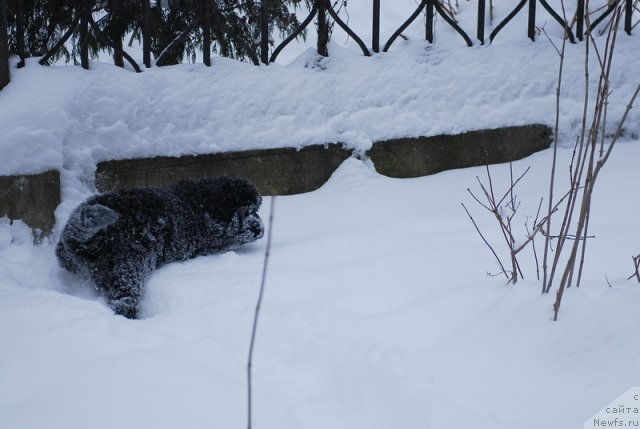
[540,25,562,56]
[467,185,492,212]
[461,203,509,280]
[530,198,544,280]
[605,273,613,288]
[247,196,276,429]
[466,164,547,284]
[542,2,569,293]
[627,255,640,282]
[496,166,531,209]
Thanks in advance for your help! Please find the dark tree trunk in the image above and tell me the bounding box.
[0,0,9,89]
[113,36,124,68]
[111,0,124,68]
[316,0,329,57]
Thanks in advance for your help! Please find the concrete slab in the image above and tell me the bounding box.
[96,143,353,195]
[368,124,552,178]
[0,170,60,242]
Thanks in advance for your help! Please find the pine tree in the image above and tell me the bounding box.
[4,0,308,67]
[151,0,307,66]
[6,0,78,61]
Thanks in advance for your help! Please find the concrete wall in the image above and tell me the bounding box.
[0,170,61,242]
[96,143,353,195]
[368,124,552,178]
[97,124,552,193]
[3,124,552,239]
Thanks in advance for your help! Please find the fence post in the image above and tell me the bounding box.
[625,0,632,35]
[317,0,329,57]
[372,0,380,53]
[477,0,485,44]
[261,0,269,64]
[0,0,9,89]
[527,0,536,41]
[425,0,434,43]
[203,0,211,66]
[79,0,90,69]
[576,0,584,41]
[143,0,151,68]
[16,0,24,67]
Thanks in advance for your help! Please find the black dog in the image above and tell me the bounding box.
[56,176,264,318]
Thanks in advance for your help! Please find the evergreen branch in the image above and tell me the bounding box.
[87,14,141,72]
[39,13,81,65]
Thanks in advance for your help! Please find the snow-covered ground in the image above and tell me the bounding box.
[1,1,639,428]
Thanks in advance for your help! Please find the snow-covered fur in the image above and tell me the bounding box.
[56,176,264,319]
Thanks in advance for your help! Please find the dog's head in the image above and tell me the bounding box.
[172,176,264,245]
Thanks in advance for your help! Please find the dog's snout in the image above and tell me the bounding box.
[248,214,264,239]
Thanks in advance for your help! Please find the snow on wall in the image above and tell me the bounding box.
[0,1,638,184]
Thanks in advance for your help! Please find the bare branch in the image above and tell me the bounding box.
[461,203,509,280]
[247,196,276,429]
[627,255,640,282]
[466,187,493,212]
[496,166,531,208]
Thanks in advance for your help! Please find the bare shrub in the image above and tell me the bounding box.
[465,1,640,320]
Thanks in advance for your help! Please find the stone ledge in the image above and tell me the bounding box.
[96,143,353,195]
[368,124,552,178]
[96,125,553,196]
[1,124,553,239]
[0,170,60,242]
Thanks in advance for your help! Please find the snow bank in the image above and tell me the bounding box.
[1,150,640,429]
[1,2,639,428]
[1,3,639,183]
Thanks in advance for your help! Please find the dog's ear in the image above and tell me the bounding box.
[56,203,121,272]
[65,203,120,243]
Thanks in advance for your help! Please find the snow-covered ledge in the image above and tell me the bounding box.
[96,143,353,196]
[96,124,552,195]
[369,124,552,178]
[0,124,552,241]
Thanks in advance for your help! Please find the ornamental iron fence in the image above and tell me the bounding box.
[0,0,10,89]
[0,0,636,82]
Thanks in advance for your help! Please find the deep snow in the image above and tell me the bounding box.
[1,1,640,428]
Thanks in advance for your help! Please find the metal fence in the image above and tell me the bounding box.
[0,0,10,89]
[0,0,637,80]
